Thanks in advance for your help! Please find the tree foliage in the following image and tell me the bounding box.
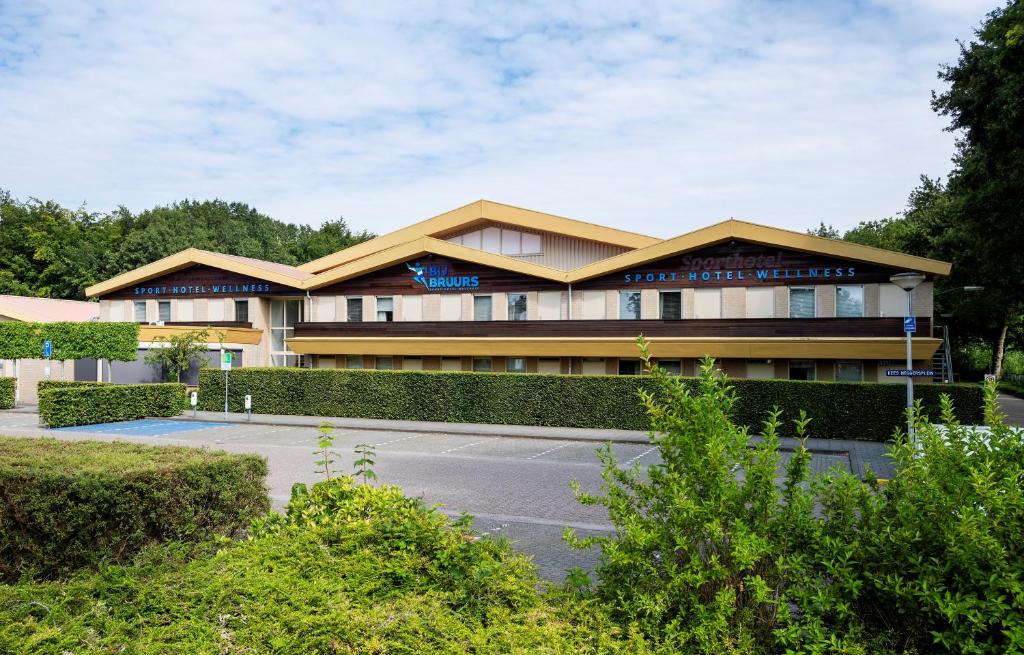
[143,328,213,383]
[0,194,374,301]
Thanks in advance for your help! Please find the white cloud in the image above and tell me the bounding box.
[0,0,993,237]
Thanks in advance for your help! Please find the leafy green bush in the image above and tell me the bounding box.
[0,478,636,654]
[0,378,13,410]
[198,367,983,441]
[38,382,185,427]
[0,437,268,581]
[781,386,1024,654]
[0,321,138,361]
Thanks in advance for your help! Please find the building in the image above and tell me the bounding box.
[0,295,100,403]
[85,200,951,382]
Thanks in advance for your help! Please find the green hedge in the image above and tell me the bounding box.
[197,368,984,441]
[0,378,14,410]
[0,321,138,361]
[0,436,269,581]
[39,383,186,428]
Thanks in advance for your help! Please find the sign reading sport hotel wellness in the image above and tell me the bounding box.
[112,265,304,298]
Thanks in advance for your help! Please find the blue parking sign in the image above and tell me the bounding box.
[43,340,52,359]
[903,316,916,333]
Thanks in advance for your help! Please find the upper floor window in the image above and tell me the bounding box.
[449,227,541,256]
[507,293,528,321]
[745,287,774,319]
[234,299,249,323]
[659,291,682,320]
[376,297,394,322]
[158,301,171,323]
[693,289,722,319]
[346,297,363,322]
[879,283,907,317]
[619,291,641,320]
[134,301,147,323]
[473,295,492,321]
[836,285,864,317]
[789,287,816,318]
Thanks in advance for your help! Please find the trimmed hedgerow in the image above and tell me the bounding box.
[197,368,983,441]
[38,383,186,428]
[0,437,268,581]
[0,378,14,410]
[0,321,138,361]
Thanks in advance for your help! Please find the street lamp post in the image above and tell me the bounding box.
[890,272,927,439]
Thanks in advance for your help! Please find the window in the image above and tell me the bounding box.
[879,284,906,317]
[473,295,492,321]
[658,359,682,375]
[441,357,462,371]
[538,357,561,374]
[177,299,194,322]
[789,287,816,318]
[581,357,606,375]
[376,297,394,322]
[346,356,363,369]
[836,285,864,318]
[158,301,171,323]
[506,357,527,373]
[789,360,816,381]
[481,227,501,253]
[619,291,641,320]
[234,299,249,323]
[472,357,492,372]
[507,293,528,321]
[315,296,334,322]
[403,295,423,321]
[746,360,775,379]
[835,361,863,382]
[745,287,774,318]
[440,294,462,321]
[694,289,722,319]
[208,298,225,321]
[270,299,302,367]
[660,291,682,320]
[452,227,542,256]
[403,357,423,370]
[521,232,541,254]
[581,290,605,319]
[346,297,363,322]
[134,301,147,322]
[500,229,521,255]
[317,356,336,369]
[538,291,561,320]
[375,356,394,370]
[618,359,642,375]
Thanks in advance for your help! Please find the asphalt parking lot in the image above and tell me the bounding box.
[0,410,879,581]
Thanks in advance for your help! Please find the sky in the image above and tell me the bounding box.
[0,0,998,238]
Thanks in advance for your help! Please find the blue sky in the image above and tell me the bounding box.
[0,0,996,237]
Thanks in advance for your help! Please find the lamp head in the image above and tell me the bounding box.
[963,286,984,292]
[889,272,926,291]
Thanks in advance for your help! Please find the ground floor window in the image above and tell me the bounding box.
[789,360,816,381]
[472,357,492,372]
[375,356,394,370]
[538,357,561,374]
[441,357,462,371]
[835,360,863,382]
[346,355,363,369]
[618,359,641,375]
[746,360,775,379]
[658,359,682,375]
[403,357,423,370]
[581,357,605,375]
[317,356,335,369]
[506,357,527,373]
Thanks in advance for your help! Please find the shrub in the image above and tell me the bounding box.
[198,366,983,441]
[0,321,138,361]
[782,384,1024,654]
[0,377,13,410]
[0,479,635,654]
[38,382,186,427]
[0,437,269,581]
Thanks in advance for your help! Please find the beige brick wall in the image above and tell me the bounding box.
[864,284,880,317]
[912,282,933,318]
[461,293,474,320]
[11,359,75,404]
[605,290,618,320]
[363,296,376,322]
[393,295,404,322]
[816,284,836,318]
[722,287,745,319]
[682,288,695,319]
[492,292,507,321]
[195,298,208,322]
[773,286,789,318]
[335,295,347,321]
[526,291,539,320]
[640,289,659,319]
[422,294,441,321]
[570,289,582,320]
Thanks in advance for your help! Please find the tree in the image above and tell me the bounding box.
[144,329,212,383]
[930,0,1024,377]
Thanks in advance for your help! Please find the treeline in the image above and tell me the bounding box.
[0,192,374,301]
[811,1,1023,378]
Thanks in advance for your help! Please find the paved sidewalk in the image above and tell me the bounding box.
[998,393,1024,427]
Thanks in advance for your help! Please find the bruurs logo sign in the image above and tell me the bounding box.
[406,261,480,291]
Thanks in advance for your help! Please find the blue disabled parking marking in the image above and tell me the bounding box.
[56,419,229,436]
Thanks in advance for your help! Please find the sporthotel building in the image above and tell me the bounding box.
[86,200,952,383]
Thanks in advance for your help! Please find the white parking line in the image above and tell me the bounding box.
[625,446,658,465]
[439,439,488,455]
[480,522,511,537]
[526,442,572,460]
[212,427,299,443]
[373,434,424,447]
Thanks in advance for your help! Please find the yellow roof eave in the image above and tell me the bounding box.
[567,219,952,282]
